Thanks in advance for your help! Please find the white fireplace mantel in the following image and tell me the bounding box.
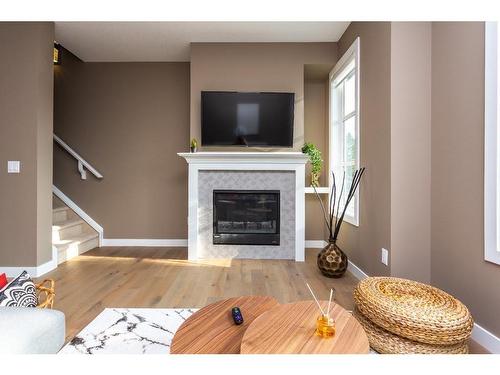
[178,152,309,261]
[178,151,309,164]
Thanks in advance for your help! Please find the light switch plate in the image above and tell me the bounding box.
[381,248,389,266]
[7,161,20,173]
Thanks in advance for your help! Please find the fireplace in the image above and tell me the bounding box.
[213,190,280,245]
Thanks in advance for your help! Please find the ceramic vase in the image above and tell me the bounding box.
[317,240,348,278]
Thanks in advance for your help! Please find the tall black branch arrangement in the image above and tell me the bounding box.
[314,167,365,243]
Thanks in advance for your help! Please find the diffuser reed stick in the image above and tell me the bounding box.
[327,289,333,317]
[306,283,325,316]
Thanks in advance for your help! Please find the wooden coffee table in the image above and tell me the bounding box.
[170,296,279,354]
[240,300,370,354]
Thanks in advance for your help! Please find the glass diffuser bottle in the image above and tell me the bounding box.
[306,283,337,339]
[316,314,336,338]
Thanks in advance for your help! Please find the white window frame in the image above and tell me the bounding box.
[329,37,361,227]
[484,22,500,265]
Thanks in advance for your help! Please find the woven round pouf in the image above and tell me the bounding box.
[354,277,473,345]
[353,309,468,354]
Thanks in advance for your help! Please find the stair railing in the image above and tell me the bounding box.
[53,134,103,180]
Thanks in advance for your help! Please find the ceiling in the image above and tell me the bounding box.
[55,22,350,62]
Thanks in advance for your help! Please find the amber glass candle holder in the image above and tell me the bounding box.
[316,314,336,338]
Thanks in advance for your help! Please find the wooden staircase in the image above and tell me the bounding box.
[52,196,99,264]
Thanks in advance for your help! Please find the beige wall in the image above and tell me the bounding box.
[0,22,54,267]
[54,52,190,239]
[431,22,500,337]
[337,22,392,276]
[190,43,338,151]
[390,22,432,283]
[304,80,330,240]
[304,80,329,186]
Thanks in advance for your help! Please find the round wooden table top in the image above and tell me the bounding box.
[240,300,370,354]
[170,295,279,354]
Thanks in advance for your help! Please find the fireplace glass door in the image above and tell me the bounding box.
[213,190,280,245]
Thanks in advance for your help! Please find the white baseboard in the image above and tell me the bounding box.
[305,240,328,248]
[35,258,57,277]
[347,259,369,280]
[101,239,188,247]
[471,322,500,354]
[53,185,104,246]
[0,246,58,278]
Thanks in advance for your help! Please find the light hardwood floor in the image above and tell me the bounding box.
[38,247,488,353]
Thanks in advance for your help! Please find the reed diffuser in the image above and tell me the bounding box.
[306,283,336,338]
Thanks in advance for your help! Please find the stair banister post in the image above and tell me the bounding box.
[78,160,87,180]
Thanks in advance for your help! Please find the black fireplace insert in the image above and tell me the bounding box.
[213,190,280,245]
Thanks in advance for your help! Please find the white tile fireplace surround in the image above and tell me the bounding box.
[178,152,308,261]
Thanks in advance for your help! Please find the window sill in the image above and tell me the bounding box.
[305,186,330,194]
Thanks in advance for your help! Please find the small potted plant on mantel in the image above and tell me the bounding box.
[301,142,323,187]
[190,138,198,153]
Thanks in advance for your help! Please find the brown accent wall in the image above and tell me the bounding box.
[0,22,54,267]
[337,22,392,276]
[431,22,500,337]
[190,43,338,152]
[54,53,190,239]
[390,22,432,283]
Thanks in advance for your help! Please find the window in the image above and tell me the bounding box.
[484,22,500,265]
[329,37,360,226]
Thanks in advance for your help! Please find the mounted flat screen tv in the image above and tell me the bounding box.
[201,91,295,147]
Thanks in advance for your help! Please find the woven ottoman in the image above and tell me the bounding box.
[353,277,474,354]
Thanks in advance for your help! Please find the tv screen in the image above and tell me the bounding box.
[201,91,294,147]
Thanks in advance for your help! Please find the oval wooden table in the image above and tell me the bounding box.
[240,300,370,354]
[170,295,279,354]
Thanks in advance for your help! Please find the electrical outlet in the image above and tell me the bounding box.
[7,161,20,173]
[381,248,389,266]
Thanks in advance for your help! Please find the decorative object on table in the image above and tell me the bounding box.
[301,142,323,187]
[231,307,244,325]
[171,296,279,354]
[353,277,474,354]
[36,279,55,309]
[0,270,37,307]
[306,283,336,338]
[240,300,369,354]
[313,167,366,278]
[190,138,198,153]
[60,308,197,354]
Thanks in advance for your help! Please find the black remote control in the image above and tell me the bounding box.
[231,307,244,325]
